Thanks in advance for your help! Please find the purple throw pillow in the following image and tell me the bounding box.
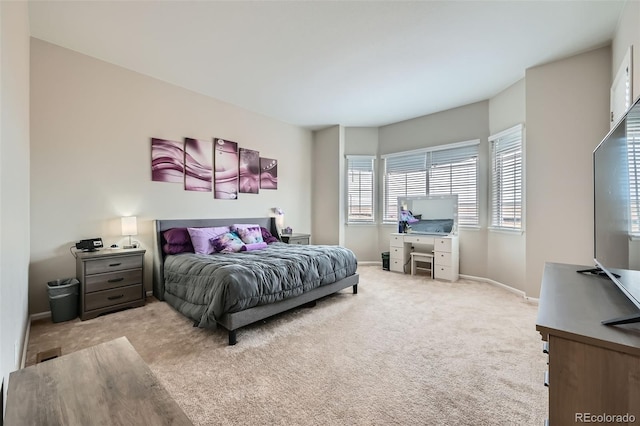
[234,226,264,244]
[163,228,191,245]
[240,242,268,252]
[260,227,279,244]
[187,226,230,254]
[163,242,194,255]
[210,232,245,253]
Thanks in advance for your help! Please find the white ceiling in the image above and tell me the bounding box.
[28,1,625,130]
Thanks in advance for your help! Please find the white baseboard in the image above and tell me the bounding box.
[358,261,381,266]
[30,311,51,321]
[460,274,536,304]
[21,320,31,369]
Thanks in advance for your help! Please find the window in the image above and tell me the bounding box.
[382,141,479,226]
[490,124,523,231]
[347,155,375,223]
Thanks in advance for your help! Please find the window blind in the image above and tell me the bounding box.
[627,112,640,234]
[490,125,523,230]
[347,156,375,223]
[383,141,479,225]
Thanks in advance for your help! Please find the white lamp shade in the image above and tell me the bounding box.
[121,216,138,236]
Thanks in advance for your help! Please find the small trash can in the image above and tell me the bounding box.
[382,252,390,271]
[47,278,80,323]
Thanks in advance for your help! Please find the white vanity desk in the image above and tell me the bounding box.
[389,233,459,281]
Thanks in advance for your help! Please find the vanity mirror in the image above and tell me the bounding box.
[397,195,458,235]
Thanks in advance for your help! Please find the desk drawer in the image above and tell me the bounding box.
[389,246,404,258]
[434,265,454,280]
[85,284,143,311]
[435,238,452,252]
[404,235,434,245]
[390,234,404,247]
[85,255,143,275]
[390,258,404,273]
[85,269,142,293]
[435,251,452,266]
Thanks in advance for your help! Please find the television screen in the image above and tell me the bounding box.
[593,99,640,323]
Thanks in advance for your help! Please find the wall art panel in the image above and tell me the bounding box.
[184,138,213,192]
[214,138,239,199]
[260,157,278,190]
[239,148,260,194]
[151,138,184,183]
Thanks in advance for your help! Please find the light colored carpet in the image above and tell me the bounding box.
[27,265,548,425]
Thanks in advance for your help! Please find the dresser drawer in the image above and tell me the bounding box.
[85,269,142,293]
[390,234,404,247]
[434,265,454,280]
[85,255,143,275]
[435,237,452,252]
[435,251,452,266]
[85,284,143,311]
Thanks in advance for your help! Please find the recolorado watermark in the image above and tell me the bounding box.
[576,413,636,423]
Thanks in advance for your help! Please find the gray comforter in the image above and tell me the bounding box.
[163,242,358,328]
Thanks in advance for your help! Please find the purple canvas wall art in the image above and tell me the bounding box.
[260,157,278,189]
[184,138,213,192]
[239,148,260,194]
[151,138,184,183]
[214,138,239,199]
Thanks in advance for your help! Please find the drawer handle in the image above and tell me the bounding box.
[108,262,122,267]
[108,277,124,283]
[107,294,125,301]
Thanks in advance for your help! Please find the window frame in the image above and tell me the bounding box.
[346,155,376,224]
[381,140,480,227]
[489,124,524,233]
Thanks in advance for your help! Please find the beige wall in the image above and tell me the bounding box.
[311,125,344,245]
[1,1,31,413]
[377,101,490,278]
[525,46,611,297]
[30,39,313,315]
[487,79,526,292]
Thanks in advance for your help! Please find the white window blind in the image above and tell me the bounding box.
[490,125,523,231]
[383,141,479,225]
[347,156,375,223]
[627,113,640,234]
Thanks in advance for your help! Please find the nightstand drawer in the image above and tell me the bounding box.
[85,269,142,293]
[288,237,309,245]
[85,284,143,311]
[85,255,143,275]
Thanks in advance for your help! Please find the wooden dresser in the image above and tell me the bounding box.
[76,248,146,320]
[536,263,640,425]
[4,337,192,425]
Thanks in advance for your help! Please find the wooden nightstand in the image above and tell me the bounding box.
[76,248,146,320]
[281,233,310,245]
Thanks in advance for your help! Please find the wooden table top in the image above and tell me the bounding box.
[5,336,193,426]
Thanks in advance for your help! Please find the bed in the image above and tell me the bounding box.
[152,217,359,345]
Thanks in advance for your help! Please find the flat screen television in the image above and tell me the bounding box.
[592,98,640,325]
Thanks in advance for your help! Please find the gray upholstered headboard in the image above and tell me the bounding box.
[152,217,277,301]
